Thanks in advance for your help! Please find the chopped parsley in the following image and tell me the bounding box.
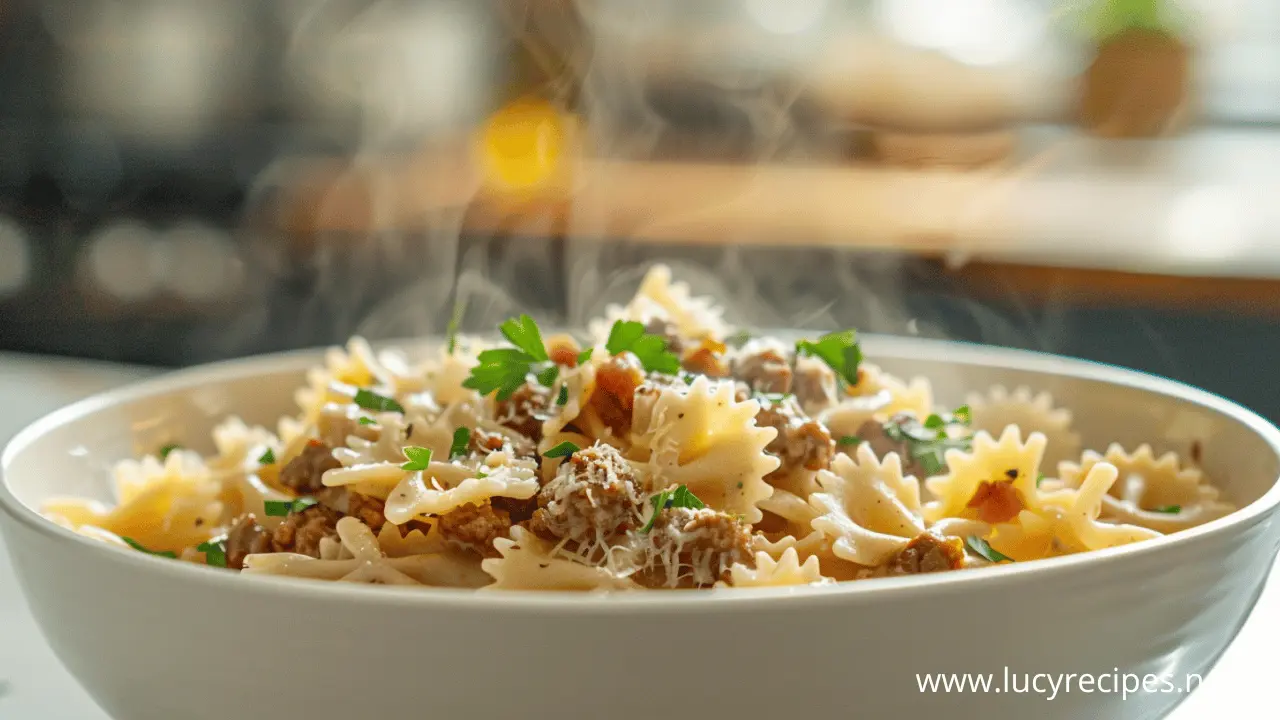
[445,298,466,354]
[795,330,862,388]
[354,388,404,413]
[197,537,228,568]
[461,315,560,400]
[401,446,434,472]
[358,416,376,426]
[264,496,319,517]
[965,535,1012,564]
[640,484,707,532]
[556,385,569,406]
[257,448,276,465]
[838,435,863,446]
[577,348,594,365]
[1036,472,1046,487]
[882,411,973,476]
[122,537,177,558]
[1152,505,1182,514]
[449,428,471,460]
[605,320,681,375]
[543,441,579,459]
[158,443,181,460]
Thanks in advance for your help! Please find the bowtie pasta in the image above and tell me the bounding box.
[42,265,1234,591]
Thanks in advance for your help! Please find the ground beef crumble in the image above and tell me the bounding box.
[495,383,553,443]
[587,351,646,436]
[730,341,793,394]
[867,531,966,577]
[529,443,644,549]
[632,507,754,589]
[278,440,342,495]
[753,394,835,473]
[435,502,513,558]
[222,503,344,570]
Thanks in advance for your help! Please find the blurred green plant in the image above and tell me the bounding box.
[1075,0,1188,41]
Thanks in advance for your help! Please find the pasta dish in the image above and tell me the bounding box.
[41,266,1235,590]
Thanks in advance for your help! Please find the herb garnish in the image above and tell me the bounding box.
[882,411,973,476]
[543,441,579,459]
[965,535,1013,564]
[358,416,376,426]
[258,448,276,465]
[354,388,404,413]
[158,443,181,460]
[264,497,319,517]
[795,330,862,389]
[577,348,594,365]
[605,320,681,374]
[838,435,862,446]
[640,484,707,533]
[197,537,228,568]
[122,537,178,558]
[461,315,560,400]
[1152,505,1182,514]
[401,446,434,471]
[1036,472,1046,487]
[449,428,471,460]
[556,385,569,406]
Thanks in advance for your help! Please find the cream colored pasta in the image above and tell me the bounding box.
[41,263,1236,591]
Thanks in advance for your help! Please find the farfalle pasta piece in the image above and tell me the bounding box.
[44,450,222,553]
[481,526,638,591]
[727,548,830,587]
[923,426,1048,524]
[851,364,934,420]
[752,531,862,582]
[541,356,598,446]
[631,375,778,522]
[808,445,927,567]
[589,264,730,344]
[378,450,539,524]
[966,386,1081,466]
[1058,444,1234,532]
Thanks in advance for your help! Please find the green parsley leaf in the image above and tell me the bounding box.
[158,443,181,460]
[923,414,946,430]
[795,330,862,388]
[196,537,227,568]
[462,348,536,400]
[576,348,594,365]
[543,441,579,459]
[953,405,972,425]
[605,320,682,375]
[1152,505,1182,514]
[838,435,862,446]
[354,388,404,413]
[264,496,319,517]
[258,448,276,465]
[449,428,471,460]
[401,446,434,471]
[358,416,376,426]
[881,413,973,477]
[500,314,549,362]
[556,385,569,406]
[965,535,1013,564]
[641,484,706,533]
[1036,472,1046,487]
[122,537,177,558]
[445,298,466,354]
[536,364,559,388]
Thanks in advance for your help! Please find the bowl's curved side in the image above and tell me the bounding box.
[2,337,1280,720]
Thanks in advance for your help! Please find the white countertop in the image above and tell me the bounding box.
[0,352,1276,719]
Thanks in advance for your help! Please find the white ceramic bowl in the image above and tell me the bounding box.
[3,337,1280,720]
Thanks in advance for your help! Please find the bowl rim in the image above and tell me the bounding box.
[4,334,1280,614]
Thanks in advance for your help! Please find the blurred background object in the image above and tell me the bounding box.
[3,0,1280,421]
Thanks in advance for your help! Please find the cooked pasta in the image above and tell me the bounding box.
[41,265,1236,591]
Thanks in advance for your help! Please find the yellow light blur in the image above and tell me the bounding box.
[478,98,567,191]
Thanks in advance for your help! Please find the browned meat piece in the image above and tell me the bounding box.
[224,514,273,570]
[681,338,730,378]
[731,341,793,394]
[529,443,643,551]
[347,491,390,534]
[874,531,966,576]
[632,507,753,589]
[435,502,513,557]
[644,318,683,356]
[587,352,646,436]
[547,334,583,368]
[754,395,835,473]
[278,441,342,495]
[468,427,537,459]
[270,504,343,558]
[791,354,839,410]
[495,383,553,443]
[491,495,540,525]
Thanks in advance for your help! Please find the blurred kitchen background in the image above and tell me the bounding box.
[3,0,1280,418]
